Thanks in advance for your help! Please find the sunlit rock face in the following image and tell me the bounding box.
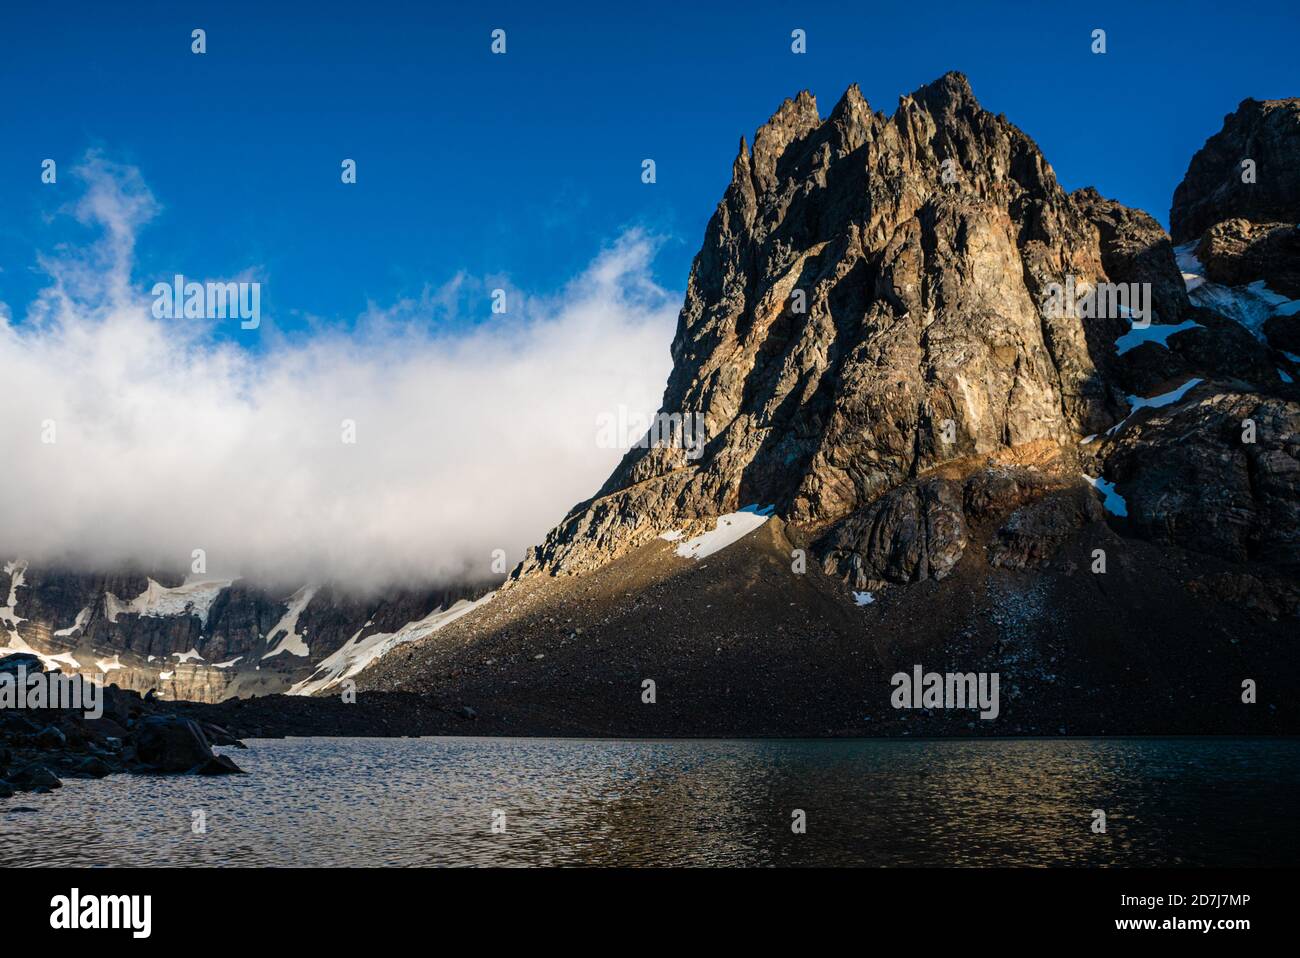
[519,73,1128,580]
[515,75,1300,592]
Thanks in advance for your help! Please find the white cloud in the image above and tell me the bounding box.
[0,157,678,591]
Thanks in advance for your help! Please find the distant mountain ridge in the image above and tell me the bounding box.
[0,560,494,702]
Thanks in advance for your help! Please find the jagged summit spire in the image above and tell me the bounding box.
[831,82,869,116]
[901,70,980,116]
[754,90,820,139]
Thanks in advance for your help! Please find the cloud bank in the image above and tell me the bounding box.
[0,156,679,590]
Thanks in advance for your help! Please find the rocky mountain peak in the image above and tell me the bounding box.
[1170,96,1300,242]
[519,73,1123,579]
[510,72,1300,590]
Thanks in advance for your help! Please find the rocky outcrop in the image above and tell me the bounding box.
[346,77,1300,738]
[986,484,1105,570]
[818,477,969,588]
[1196,219,1300,297]
[1105,390,1300,564]
[132,716,225,772]
[1072,186,1190,325]
[505,74,1300,625]
[1170,97,1300,242]
[0,653,245,798]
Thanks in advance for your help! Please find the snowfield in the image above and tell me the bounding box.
[671,505,776,560]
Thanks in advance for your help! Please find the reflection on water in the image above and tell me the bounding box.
[3,737,1296,866]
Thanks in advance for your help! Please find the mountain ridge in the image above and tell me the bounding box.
[5,73,1299,727]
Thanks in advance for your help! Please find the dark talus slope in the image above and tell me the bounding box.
[359,508,1297,736]
[359,75,1299,734]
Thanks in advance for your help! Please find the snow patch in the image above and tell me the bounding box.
[852,591,875,606]
[173,648,204,664]
[262,586,318,659]
[1174,242,1300,340]
[1107,378,1203,436]
[53,606,92,637]
[96,654,123,673]
[657,530,684,542]
[106,576,233,627]
[673,505,775,560]
[1175,242,1206,292]
[1,629,81,672]
[1,560,28,632]
[289,592,496,696]
[1128,377,1202,413]
[1114,319,1200,355]
[212,656,243,669]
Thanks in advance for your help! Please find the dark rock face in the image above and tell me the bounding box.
[987,486,1106,570]
[819,477,968,588]
[1170,97,1300,243]
[1186,572,1300,619]
[1265,314,1300,354]
[1073,186,1190,325]
[1106,392,1300,564]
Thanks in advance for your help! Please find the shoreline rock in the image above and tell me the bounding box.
[1,655,244,800]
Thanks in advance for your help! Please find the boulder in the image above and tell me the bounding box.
[195,754,244,775]
[8,764,62,791]
[819,478,969,588]
[69,756,114,779]
[132,716,214,772]
[988,486,1106,569]
[35,725,67,749]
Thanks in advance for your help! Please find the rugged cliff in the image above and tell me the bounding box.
[511,73,1298,589]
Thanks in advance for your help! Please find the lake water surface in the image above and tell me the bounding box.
[3,737,1296,866]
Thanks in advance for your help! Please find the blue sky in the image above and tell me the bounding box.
[1,0,1297,340]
